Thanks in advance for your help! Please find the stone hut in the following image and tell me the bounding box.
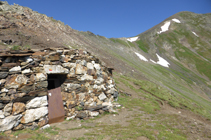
[0,48,118,132]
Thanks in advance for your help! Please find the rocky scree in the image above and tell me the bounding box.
[0,48,118,132]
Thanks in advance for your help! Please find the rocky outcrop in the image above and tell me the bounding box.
[0,48,118,131]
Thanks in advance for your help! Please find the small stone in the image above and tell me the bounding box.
[22,69,32,74]
[7,89,16,95]
[35,73,47,81]
[80,74,93,81]
[38,117,48,127]
[0,72,8,79]
[76,112,88,119]
[98,93,107,101]
[1,88,9,93]
[13,124,24,131]
[94,64,101,70]
[89,111,99,117]
[3,103,13,117]
[75,64,87,75]
[9,66,21,72]
[87,63,94,69]
[12,102,26,115]
[40,124,50,130]
[0,110,5,119]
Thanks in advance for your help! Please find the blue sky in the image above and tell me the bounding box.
[5,0,211,38]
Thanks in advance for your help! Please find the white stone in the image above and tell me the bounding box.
[1,88,8,93]
[21,107,48,124]
[62,62,76,68]
[22,69,32,74]
[102,102,113,107]
[44,65,69,74]
[35,73,47,81]
[26,96,48,109]
[80,74,93,81]
[89,111,99,117]
[9,66,21,72]
[0,110,5,119]
[87,63,94,69]
[25,56,33,63]
[98,93,107,101]
[94,64,101,70]
[40,124,50,130]
[0,114,22,132]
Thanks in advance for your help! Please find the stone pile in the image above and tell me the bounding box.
[0,48,118,132]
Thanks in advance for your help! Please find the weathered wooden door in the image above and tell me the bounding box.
[48,80,65,124]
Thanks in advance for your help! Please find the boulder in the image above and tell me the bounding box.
[26,96,48,109]
[0,114,22,132]
[21,107,48,124]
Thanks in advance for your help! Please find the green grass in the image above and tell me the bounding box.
[115,74,211,120]
[136,39,150,53]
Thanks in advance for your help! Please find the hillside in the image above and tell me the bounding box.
[0,1,211,139]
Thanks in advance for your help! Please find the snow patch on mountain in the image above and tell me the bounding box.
[157,21,171,34]
[127,37,138,42]
[156,54,170,67]
[192,31,199,37]
[135,52,148,61]
[172,18,181,23]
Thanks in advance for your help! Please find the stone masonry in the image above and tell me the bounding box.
[0,48,118,131]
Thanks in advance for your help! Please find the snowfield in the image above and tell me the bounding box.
[127,37,138,42]
[157,21,171,34]
[192,31,199,37]
[150,54,170,68]
[156,54,170,67]
[135,52,148,61]
[172,18,181,23]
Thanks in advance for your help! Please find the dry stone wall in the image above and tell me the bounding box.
[0,48,118,132]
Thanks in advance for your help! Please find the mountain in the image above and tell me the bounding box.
[1,1,211,139]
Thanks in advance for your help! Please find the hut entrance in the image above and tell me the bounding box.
[47,74,66,124]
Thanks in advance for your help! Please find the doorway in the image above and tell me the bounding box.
[47,74,66,124]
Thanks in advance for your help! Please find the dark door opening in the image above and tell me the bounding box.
[47,74,66,124]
